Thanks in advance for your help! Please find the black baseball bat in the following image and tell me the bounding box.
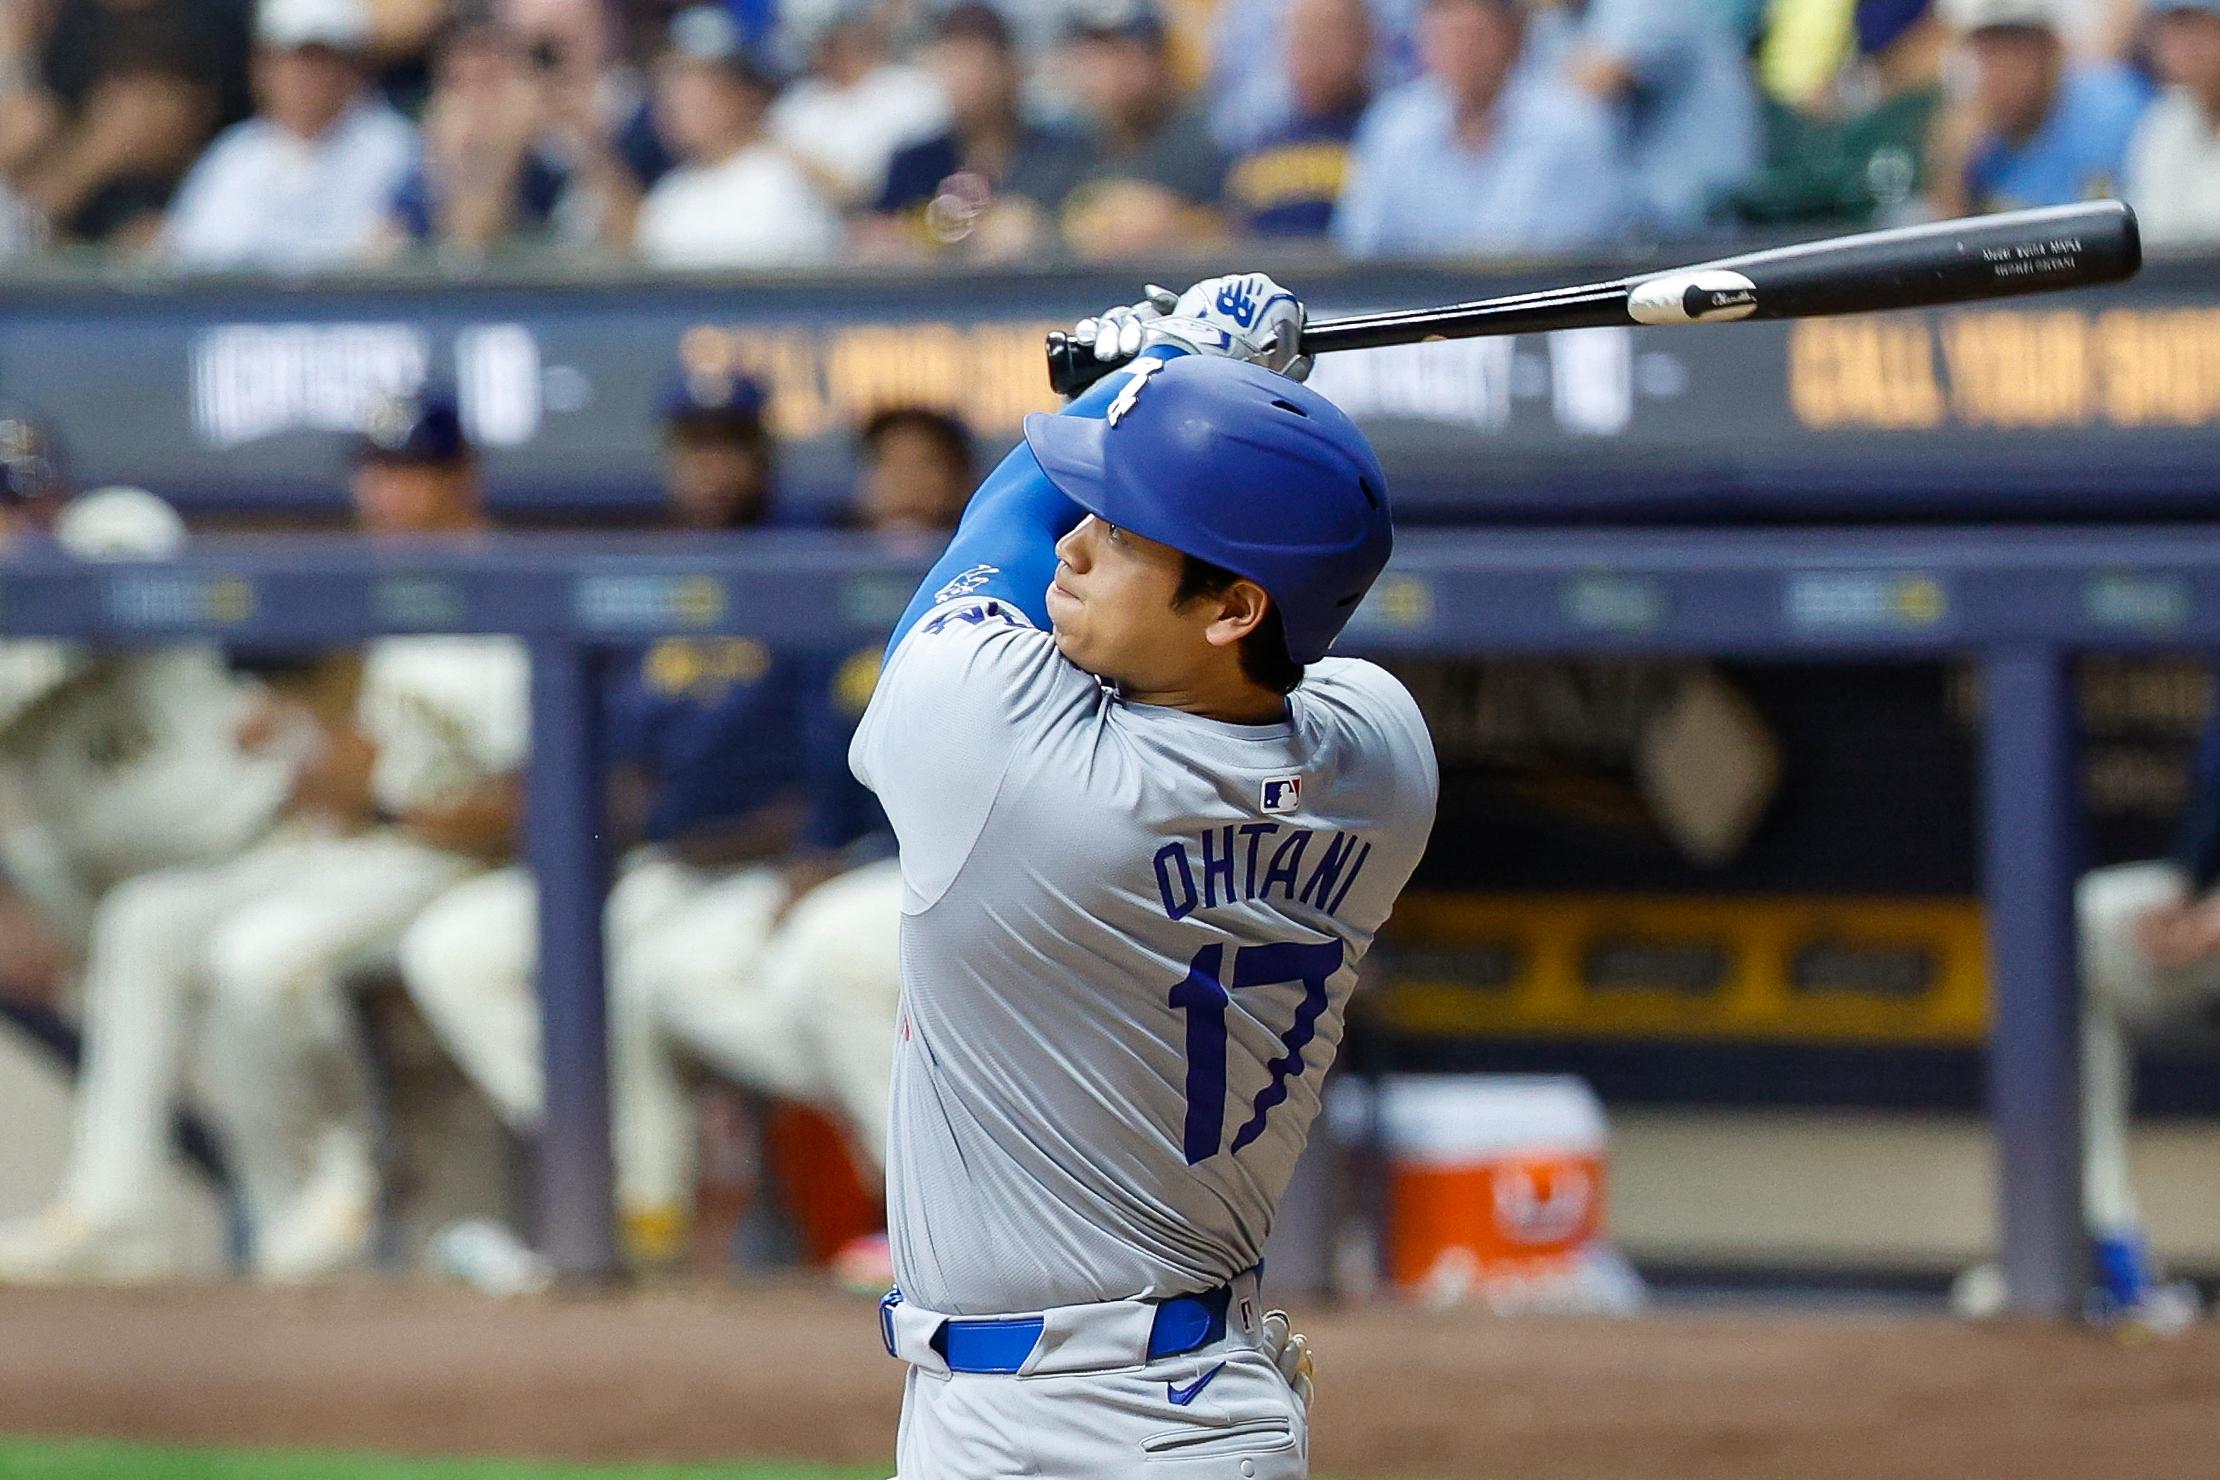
[1044,201,2143,396]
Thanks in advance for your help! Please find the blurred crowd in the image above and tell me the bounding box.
[2,0,2219,276]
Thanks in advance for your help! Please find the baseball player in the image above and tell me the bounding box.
[0,393,527,1284]
[857,275,1436,1479]
[1956,709,2220,1324]
[396,366,843,1265]
[0,432,310,1284]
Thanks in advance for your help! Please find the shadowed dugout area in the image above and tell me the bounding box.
[2,1284,2218,1480]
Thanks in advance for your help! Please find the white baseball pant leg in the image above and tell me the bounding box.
[757,858,904,1170]
[54,830,326,1226]
[2075,861,2220,1233]
[620,865,818,1212]
[197,832,477,1239]
[397,851,710,1215]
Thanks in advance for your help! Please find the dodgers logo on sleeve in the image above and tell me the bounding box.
[935,564,1000,601]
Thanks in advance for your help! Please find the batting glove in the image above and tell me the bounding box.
[1070,273,1311,382]
[1261,1308,1316,1415]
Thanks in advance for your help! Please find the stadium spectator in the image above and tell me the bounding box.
[1733,0,1946,226]
[632,5,841,269]
[0,0,251,247]
[381,15,569,258]
[1206,0,1423,151]
[1526,0,1762,236]
[162,0,418,272]
[770,1,949,210]
[1927,0,2147,218]
[1333,0,1629,259]
[861,3,1093,263]
[2127,0,2220,245]
[1057,0,1230,260]
[505,0,672,244]
[1222,0,1376,238]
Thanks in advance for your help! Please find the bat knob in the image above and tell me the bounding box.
[1045,331,1121,398]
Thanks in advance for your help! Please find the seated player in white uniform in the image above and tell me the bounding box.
[0,392,527,1284]
[397,367,860,1266]
[1959,701,2220,1325]
[855,276,1437,1479]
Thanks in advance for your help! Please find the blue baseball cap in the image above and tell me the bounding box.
[1023,357,1392,666]
[662,364,769,434]
[355,388,469,464]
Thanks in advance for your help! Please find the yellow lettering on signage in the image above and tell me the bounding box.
[1939,311,2093,428]
[2096,308,2220,427]
[1787,319,1944,429]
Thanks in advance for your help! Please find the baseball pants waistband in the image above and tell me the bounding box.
[879,1269,1264,1377]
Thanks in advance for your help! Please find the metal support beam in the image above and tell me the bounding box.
[525,639,620,1283]
[1979,646,2085,1318]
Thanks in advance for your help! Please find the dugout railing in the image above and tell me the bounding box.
[2,523,2202,1317]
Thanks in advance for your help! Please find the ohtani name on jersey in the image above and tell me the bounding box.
[1152,824,1373,923]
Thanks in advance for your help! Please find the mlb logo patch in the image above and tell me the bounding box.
[1261,776,1302,814]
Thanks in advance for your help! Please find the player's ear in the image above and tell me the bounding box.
[1202,580,1270,650]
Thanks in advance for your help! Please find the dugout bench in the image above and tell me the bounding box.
[0,524,2202,1318]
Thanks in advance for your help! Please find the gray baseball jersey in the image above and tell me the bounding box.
[853,596,1437,1316]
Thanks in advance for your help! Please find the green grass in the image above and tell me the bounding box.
[0,1440,887,1480]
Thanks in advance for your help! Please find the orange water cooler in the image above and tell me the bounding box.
[1374,1075,1641,1313]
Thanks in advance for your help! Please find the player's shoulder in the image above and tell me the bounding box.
[877,591,1093,717]
[1295,658,1436,778]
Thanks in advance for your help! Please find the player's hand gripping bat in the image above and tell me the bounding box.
[1044,201,2143,397]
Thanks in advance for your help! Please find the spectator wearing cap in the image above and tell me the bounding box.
[1734,0,1947,227]
[633,6,842,269]
[1058,0,1231,259]
[161,0,418,271]
[863,4,1094,262]
[1525,0,1761,235]
[662,364,777,530]
[1223,0,1377,238]
[0,0,251,246]
[769,2,950,211]
[1927,0,2148,218]
[2128,0,2220,245]
[380,16,570,259]
[1334,0,1629,259]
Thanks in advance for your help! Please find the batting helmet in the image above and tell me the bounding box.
[0,404,68,505]
[1021,356,1392,665]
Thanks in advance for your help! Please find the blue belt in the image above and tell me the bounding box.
[880,1282,1233,1375]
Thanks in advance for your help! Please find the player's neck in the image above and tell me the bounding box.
[1121,670,1288,727]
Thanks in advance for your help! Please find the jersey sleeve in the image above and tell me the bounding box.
[851,596,1091,906]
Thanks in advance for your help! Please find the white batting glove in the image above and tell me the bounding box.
[1261,1308,1316,1415]
[1069,273,1311,381]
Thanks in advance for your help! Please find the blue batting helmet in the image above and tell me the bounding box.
[1022,356,1391,666]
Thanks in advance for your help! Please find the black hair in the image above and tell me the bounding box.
[1174,554,1304,696]
[860,405,975,480]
